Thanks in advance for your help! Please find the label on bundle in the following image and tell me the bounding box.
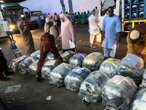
[142,92,146,101]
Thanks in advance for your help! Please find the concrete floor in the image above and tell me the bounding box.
[0,25,127,110]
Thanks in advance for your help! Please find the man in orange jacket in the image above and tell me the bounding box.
[127,23,146,65]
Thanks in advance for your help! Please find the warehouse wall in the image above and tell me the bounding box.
[20,0,100,14]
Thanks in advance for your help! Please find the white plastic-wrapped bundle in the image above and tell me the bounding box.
[79,71,109,103]
[64,67,90,92]
[41,60,56,79]
[46,52,55,60]
[99,58,121,78]
[141,69,146,88]
[30,50,40,60]
[83,52,104,71]
[28,60,56,77]
[69,53,86,67]
[28,61,38,75]
[18,56,36,74]
[61,51,75,62]
[118,54,144,84]
[102,75,137,110]
[49,63,73,87]
[11,55,27,72]
[131,88,146,110]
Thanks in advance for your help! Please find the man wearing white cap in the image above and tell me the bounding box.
[127,23,146,65]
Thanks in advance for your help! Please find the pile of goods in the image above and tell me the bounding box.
[64,67,90,92]
[49,63,73,87]
[99,58,121,78]
[69,53,86,67]
[79,71,109,103]
[83,52,104,71]
[102,75,137,110]
[118,54,144,84]
[131,88,146,110]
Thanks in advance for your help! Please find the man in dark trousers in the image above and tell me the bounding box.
[17,15,35,55]
[36,32,63,82]
[0,49,10,80]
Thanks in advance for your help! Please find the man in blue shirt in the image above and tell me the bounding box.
[101,7,121,59]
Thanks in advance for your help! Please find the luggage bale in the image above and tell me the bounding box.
[11,55,27,72]
[79,71,109,103]
[83,52,104,71]
[49,63,73,87]
[64,67,90,92]
[102,75,137,110]
[99,58,121,78]
[61,51,75,62]
[141,69,146,88]
[69,53,86,67]
[118,54,144,84]
[18,56,36,75]
[131,88,146,110]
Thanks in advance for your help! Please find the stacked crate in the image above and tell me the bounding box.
[124,0,145,19]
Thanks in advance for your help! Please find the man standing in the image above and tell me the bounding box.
[88,9,101,48]
[101,7,121,58]
[59,14,75,52]
[17,15,35,55]
[36,32,63,82]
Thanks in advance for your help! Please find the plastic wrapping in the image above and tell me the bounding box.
[99,58,121,78]
[30,50,55,60]
[102,75,137,110]
[64,67,90,92]
[11,55,27,72]
[83,52,104,71]
[118,54,144,84]
[79,71,109,103]
[69,53,86,67]
[30,50,40,60]
[61,51,75,62]
[141,69,146,88]
[18,56,36,75]
[28,60,56,77]
[49,63,73,87]
[131,88,146,110]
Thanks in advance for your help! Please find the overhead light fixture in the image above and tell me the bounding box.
[0,0,4,3]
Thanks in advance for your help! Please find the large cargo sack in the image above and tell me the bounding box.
[79,71,109,103]
[64,67,90,92]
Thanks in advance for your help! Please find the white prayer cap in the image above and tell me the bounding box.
[130,30,140,40]
[59,13,65,18]
[20,14,25,18]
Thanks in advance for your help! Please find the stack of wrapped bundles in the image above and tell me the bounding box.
[64,67,90,92]
[69,53,86,67]
[30,50,40,60]
[102,75,137,110]
[49,63,73,87]
[99,58,121,78]
[18,56,36,75]
[61,51,75,62]
[118,54,144,85]
[11,55,27,72]
[79,71,109,103]
[83,52,104,71]
[28,52,56,76]
[141,69,146,88]
[131,88,146,110]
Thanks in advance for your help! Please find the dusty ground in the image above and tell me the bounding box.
[0,25,127,110]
